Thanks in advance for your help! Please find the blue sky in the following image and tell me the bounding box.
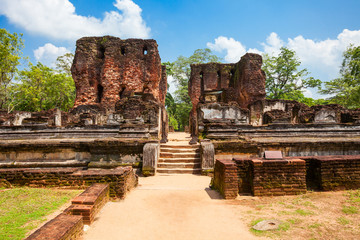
[1,0,360,98]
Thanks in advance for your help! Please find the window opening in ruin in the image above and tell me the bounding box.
[143,46,148,55]
[217,70,221,89]
[119,85,126,99]
[200,71,204,93]
[229,69,235,87]
[121,47,126,56]
[97,84,103,103]
[98,45,105,59]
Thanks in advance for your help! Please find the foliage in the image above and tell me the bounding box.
[55,52,74,75]
[13,61,75,112]
[320,45,360,109]
[165,48,221,131]
[0,28,25,111]
[0,187,80,240]
[263,47,321,103]
[164,92,178,130]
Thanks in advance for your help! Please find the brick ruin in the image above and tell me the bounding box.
[188,53,266,143]
[189,53,360,197]
[189,53,360,143]
[0,36,359,199]
[0,36,171,190]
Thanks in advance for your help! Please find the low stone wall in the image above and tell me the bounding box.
[65,183,109,225]
[26,214,83,240]
[213,155,360,199]
[212,159,238,199]
[27,183,112,240]
[249,158,306,196]
[234,159,252,194]
[0,138,150,170]
[301,155,360,191]
[0,166,137,199]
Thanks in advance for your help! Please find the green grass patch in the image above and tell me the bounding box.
[287,218,302,224]
[295,208,314,216]
[308,223,322,229]
[0,187,81,240]
[342,205,359,214]
[347,190,360,204]
[337,217,351,225]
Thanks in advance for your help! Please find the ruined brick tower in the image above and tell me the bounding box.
[71,36,168,141]
[188,53,266,142]
[71,36,167,110]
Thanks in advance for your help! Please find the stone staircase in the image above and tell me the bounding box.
[157,143,201,174]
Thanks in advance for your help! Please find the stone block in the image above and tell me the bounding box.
[142,143,159,176]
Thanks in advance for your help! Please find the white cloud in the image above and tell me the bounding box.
[34,43,70,67]
[261,32,284,55]
[207,36,246,62]
[0,0,150,40]
[208,29,360,99]
[287,29,360,79]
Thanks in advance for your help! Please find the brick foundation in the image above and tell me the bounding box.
[25,214,83,240]
[212,159,238,199]
[0,166,137,199]
[301,155,360,191]
[213,156,360,199]
[65,183,109,224]
[250,158,306,196]
[26,183,112,239]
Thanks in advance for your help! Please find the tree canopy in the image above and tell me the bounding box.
[0,29,75,112]
[320,45,360,109]
[0,28,25,111]
[164,48,221,131]
[13,61,75,112]
[262,47,321,103]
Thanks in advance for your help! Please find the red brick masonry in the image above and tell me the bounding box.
[26,214,83,240]
[0,166,138,198]
[213,155,360,199]
[26,183,111,240]
[65,183,109,224]
[212,159,238,199]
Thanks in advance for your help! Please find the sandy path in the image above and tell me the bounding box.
[84,174,259,240]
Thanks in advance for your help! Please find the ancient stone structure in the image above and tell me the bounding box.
[213,154,360,199]
[0,36,171,178]
[188,53,266,143]
[72,36,166,110]
[70,36,168,142]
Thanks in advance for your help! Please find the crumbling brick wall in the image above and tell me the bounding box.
[188,54,265,139]
[71,36,166,111]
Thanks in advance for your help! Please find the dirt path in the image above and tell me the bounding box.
[84,174,260,240]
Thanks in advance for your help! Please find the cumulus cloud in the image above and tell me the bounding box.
[261,32,284,55]
[208,29,360,98]
[208,29,360,78]
[206,36,247,62]
[0,0,150,40]
[287,29,360,79]
[34,43,70,67]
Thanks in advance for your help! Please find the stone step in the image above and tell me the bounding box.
[160,144,199,149]
[160,148,200,153]
[156,168,202,174]
[157,162,201,169]
[158,157,200,163]
[160,152,200,158]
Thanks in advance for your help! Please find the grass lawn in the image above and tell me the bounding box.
[0,187,81,240]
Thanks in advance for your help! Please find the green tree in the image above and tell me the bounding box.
[13,61,75,112]
[55,52,74,75]
[165,48,221,131]
[263,47,321,102]
[0,28,25,111]
[320,45,360,109]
